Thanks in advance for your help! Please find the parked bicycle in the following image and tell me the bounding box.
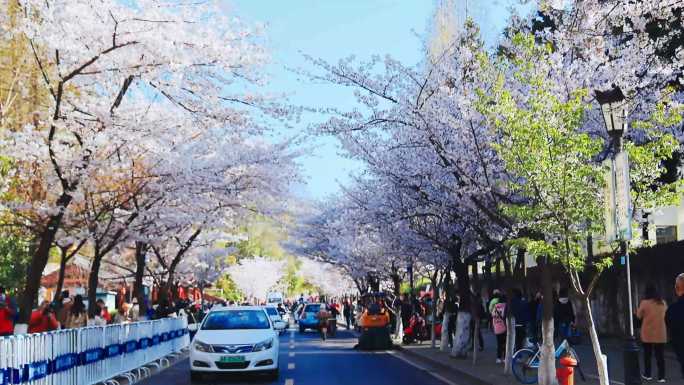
[511,339,586,384]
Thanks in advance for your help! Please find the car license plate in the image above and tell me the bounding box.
[220,356,245,363]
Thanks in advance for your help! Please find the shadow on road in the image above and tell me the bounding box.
[191,372,276,385]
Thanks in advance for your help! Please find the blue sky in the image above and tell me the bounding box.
[229,1,532,199]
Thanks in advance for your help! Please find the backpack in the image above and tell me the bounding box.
[492,302,507,335]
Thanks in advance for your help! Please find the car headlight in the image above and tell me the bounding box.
[253,338,274,352]
[193,340,214,353]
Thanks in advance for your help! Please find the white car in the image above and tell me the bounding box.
[266,292,284,305]
[190,306,287,380]
[263,306,286,335]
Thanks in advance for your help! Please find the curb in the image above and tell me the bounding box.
[393,345,494,385]
[105,350,189,385]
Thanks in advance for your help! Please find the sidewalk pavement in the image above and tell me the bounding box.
[395,329,684,385]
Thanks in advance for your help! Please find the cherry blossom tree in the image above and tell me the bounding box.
[296,258,356,297]
[227,257,286,303]
[295,2,682,376]
[299,15,513,354]
[1,0,301,330]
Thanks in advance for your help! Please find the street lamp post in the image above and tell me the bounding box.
[595,86,641,385]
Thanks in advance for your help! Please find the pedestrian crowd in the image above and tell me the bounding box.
[383,273,684,382]
[3,276,683,381]
[0,287,209,336]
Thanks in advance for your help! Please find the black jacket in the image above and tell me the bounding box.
[511,297,530,324]
[554,301,575,324]
[666,296,684,350]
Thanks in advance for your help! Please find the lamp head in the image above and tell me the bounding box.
[595,86,627,137]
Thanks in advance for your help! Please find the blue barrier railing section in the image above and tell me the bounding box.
[0,317,189,385]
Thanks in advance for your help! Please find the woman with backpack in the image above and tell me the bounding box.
[491,292,507,364]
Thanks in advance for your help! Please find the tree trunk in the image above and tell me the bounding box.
[391,271,401,297]
[472,318,480,364]
[158,281,170,307]
[504,252,520,375]
[16,195,71,330]
[451,260,472,357]
[408,261,415,306]
[483,261,492,285]
[473,317,480,365]
[504,315,515,374]
[495,258,502,287]
[172,281,180,302]
[159,263,179,306]
[539,316,557,385]
[55,248,69,302]
[451,311,472,358]
[87,249,103,318]
[353,278,365,294]
[538,257,558,385]
[584,295,610,385]
[440,311,451,352]
[394,309,404,343]
[470,262,479,288]
[369,274,380,292]
[431,279,439,349]
[514,248,525,277]
[455,260,471,316]
[502,252,512,279]
[133,242,148,319]
[514,248,527,294]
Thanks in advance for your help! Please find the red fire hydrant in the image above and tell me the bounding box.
[556,355,578,385]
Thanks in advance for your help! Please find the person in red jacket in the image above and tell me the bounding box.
[0,286,15,336]
[96,299,112,323]
[28,301,59,334]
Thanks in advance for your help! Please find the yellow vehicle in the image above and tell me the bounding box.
[355,293,392,350]
[359,310,389,328]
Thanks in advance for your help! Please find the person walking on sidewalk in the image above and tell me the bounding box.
[510,288,530,350]
[343,299,354,330]
[529,292,542,344]
[553,288,575,341]
[666,273,684,379]
[491,293,507,364]
[317,304,331,341]
[637,284,667,382]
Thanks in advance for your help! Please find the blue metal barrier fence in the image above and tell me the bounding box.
[0,317,189,385]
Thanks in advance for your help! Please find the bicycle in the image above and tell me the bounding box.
[511,339,586,384]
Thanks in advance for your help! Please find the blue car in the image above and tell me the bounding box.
[298,303,322,332]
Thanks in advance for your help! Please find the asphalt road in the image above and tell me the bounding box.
[139,327,458,385]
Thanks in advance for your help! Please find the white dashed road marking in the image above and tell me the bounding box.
[288,363,295,370]
[288,352,295,357]
[285,379,294,385]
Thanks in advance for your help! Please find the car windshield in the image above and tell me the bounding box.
[304,304,320,313]
[202,310,270,330]
[265,307,278,316]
